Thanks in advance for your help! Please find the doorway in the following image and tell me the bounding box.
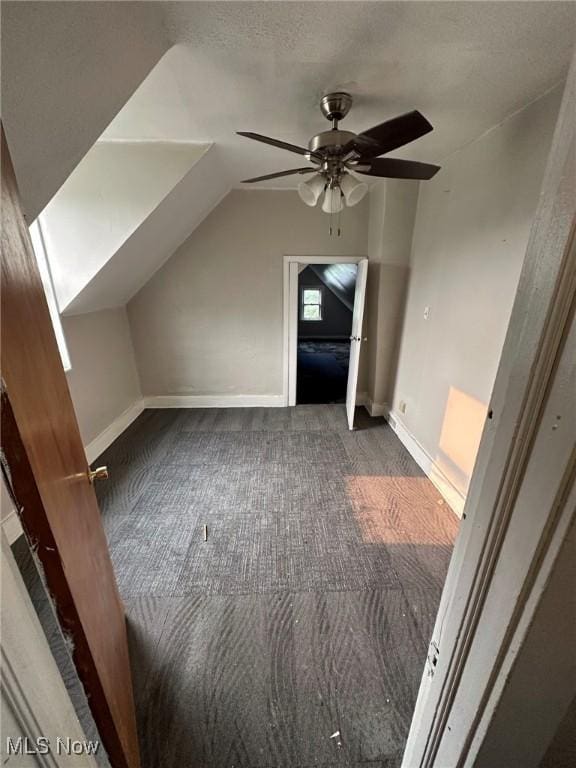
[284,255,368,429]
[296,263,357,404]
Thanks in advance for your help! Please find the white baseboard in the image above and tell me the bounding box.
[83,395,417,471]
[146,392,371,410]
[364,398,389,418]
[85,400,145,464]
[143,394,285,409]
[386,410,466,518]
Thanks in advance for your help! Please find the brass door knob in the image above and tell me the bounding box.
[89,466,109,483]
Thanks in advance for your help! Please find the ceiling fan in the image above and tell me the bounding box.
[237,92,440,220]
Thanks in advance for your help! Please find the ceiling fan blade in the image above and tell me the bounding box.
[351,110,434,158]
[237,132,321,160]
[353,158,440,180]
[241,167,317,183]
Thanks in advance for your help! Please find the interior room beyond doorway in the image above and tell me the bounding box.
[297,263,357,404]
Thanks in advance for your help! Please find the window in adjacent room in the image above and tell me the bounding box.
[301,287,323,321]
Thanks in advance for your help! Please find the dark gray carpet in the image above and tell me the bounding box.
[94,406,459,768]
[297,341,351,404]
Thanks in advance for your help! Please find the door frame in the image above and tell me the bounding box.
[402,52,576,767]
[1,514,100,768]
[282,254,365,407]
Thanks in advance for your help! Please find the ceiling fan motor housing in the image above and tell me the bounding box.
[308,129,357,156]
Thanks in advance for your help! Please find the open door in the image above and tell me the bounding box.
[345,258,368,429]
[1,129,140,768]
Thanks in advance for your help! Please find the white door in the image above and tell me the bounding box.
[345,258,368,430]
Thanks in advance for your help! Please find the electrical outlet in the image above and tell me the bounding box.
[399,400,407,414]
[423,306,430,320]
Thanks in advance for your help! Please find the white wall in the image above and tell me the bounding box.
[40,142,208,311]
[128,190,368,399]
[391,85,562,498]
[63,308,141,447]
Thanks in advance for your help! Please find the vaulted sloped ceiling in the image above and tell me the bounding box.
[63,144,230,314]
[1,0,169,221]
[41,141,212,312]
[2,2,575,317]
[309,264,357,312]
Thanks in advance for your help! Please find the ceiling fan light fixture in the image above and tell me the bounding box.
[340,173,368,207]
[298,173,326,207]
[322,185,344,215]
[238,93,439,232]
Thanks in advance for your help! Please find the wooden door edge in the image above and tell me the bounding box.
[1,356,134,768]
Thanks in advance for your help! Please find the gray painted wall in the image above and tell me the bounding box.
[391,84,563,496]
[63,308,142,446]
[366,179,420,412]
[127,190,368,398]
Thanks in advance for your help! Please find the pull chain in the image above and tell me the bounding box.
[328,189,343,237]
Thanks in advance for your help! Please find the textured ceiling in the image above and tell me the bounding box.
[1,1,169,220]
[4,1,575,208]
[2,1,574,316]
[103,1,576,187]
